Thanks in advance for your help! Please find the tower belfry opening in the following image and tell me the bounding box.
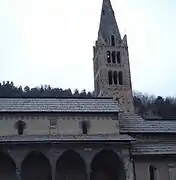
[111,35,115,46]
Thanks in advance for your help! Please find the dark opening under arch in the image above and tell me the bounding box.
[91,150,126,180]
[56,150,87,180]
[21,151,51,180]
[0,152,17,180]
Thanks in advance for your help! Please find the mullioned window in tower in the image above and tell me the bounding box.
[112,51,116,63]
[113,71,118,85]
[119,71,123,85]
[117,51,121,63]
[108,71,113,85]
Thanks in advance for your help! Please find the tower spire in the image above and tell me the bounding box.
[98,0,121,45]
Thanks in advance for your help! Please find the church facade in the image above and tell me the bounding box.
[0,0,176,180]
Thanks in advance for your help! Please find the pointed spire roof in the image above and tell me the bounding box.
[98,0,121,44]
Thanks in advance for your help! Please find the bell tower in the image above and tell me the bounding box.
[93,0,134,112]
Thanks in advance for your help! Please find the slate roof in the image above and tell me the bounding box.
[99,0,121,43]
[119,113,176,133]
[0,98,122,113]
[0,134,135,143]
[132,141,176,155]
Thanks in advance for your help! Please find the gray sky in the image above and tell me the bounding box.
[0,0,176,97]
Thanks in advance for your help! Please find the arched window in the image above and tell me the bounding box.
[117,51,121,63]
[107,51,111,63]
[81,121,90,135]
[112,51,116,63]
[149,165,157,180]
[119,71,123,85]
[113,71,118,85]
[108,71,113,85]
[111,35,115,46]
[15,121,26,135]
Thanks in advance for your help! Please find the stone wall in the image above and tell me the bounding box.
[134,156,176,180]
[0,113,119,136]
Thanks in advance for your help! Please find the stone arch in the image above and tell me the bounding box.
[21,151,52,180]
[91,150,126,180]
[0,151,18,180]
[56,150,87,180]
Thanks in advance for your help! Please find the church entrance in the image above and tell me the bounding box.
[55,150,87,180]
[21,151,52,180]
[91,150,126,180]
[0,152,18,180]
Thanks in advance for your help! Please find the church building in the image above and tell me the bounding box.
[0,0,176,180]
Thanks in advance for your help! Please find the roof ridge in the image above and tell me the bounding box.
[0,97,113,100]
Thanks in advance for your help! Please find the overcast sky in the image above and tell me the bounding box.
[0,0,176,97]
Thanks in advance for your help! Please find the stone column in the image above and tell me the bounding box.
[78,148,96,180]
[8,149,27,180]
[46,149,62,180]
[122,149,134,180]
[16,167,22,180]
[51,163,56,180]
[86,161,91,180]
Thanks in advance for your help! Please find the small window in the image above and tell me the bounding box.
[113,71,118,85]
[149,165,158,180]
[108,71,113,85]
[15,121,26,135]
[111,35,115,46]
[119,71,123,85]
[112,51,116,63]
[117,51,121,63]
[102,10,105,15]
[81,121,89,135]
[50,119,57,127]
[107,51,111,63]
